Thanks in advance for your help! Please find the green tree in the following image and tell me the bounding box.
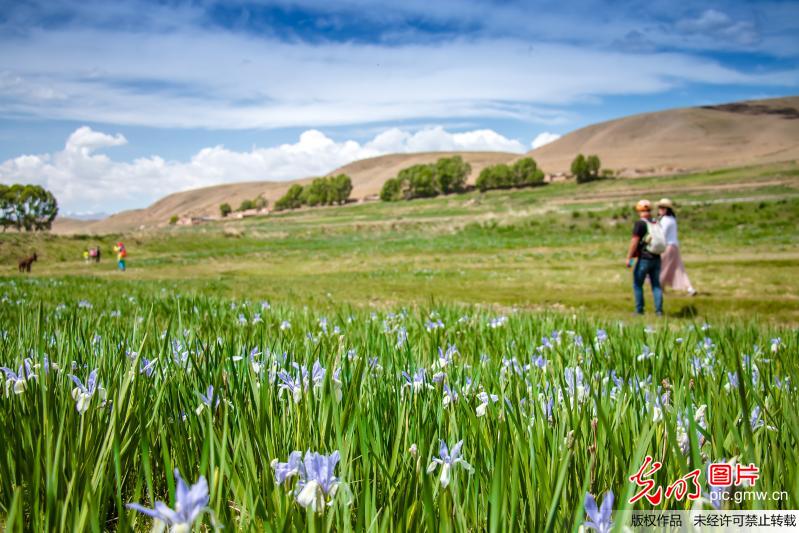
[169,215,179,225]
[274,184,305,211]
[1,184,58,231]
[572,154,603,183]
[302,178,332,207]
[330,174,353,204]
[512,157,545,187]
[380,177,403,201]
[219,203,232,217]
[586,155,601,179]
[403,165,437,198]
[434,156,470,194]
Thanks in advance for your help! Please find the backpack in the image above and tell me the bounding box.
[644,220,666,255]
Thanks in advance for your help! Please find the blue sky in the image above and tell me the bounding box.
[0,0,797,214]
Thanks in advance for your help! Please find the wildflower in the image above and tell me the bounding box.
[426,440,473,488]
[279,320,291,331]
[770,337,782,353]
[583,491,614,533]
[442,384,458,407]
[476,391,499,417]
[139,358,157,377]
[749,406,764,431]
[425,318,444,331]
[271,451,303,485]
[401,368,428,393]
[595,329,608,344]
[395,327,408,348]
[1,360,36,395]
[68,369,106,414]
[636,345,654,362]
[276,369,304,403]
[273,451,342,512]
[127,469,209,531]
[436,345,457,368]
[488,316,507,328]
[195,385,220,415]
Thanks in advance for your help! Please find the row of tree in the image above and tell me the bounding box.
[274,174,353,211]
[0,184,59,231]
[380,156,471,201]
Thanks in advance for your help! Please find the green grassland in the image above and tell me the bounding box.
[1,161,798,322]
[0,278,797,531]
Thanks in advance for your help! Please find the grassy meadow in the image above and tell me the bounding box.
[0,162,798,531]
[2,161,798,323]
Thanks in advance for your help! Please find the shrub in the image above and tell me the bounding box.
[219,203,232,217]
[254,196,268,210]
[169,215,179,225]
[238,199,256,212]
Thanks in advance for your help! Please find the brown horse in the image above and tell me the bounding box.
[18,252,37,273]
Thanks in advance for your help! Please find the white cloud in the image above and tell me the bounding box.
[0,25,793,130]
[0,125,526,213]
[531,132,561,149]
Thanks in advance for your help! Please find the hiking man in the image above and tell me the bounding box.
[625,200,666,316]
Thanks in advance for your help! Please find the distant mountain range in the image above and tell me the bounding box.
[54,96,799,234]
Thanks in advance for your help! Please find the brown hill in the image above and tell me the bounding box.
[53,151,515,234]
[527,96,799,175]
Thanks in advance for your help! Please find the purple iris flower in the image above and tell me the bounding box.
[68,368,106,414]
[401,368,427,392]
[1,360,36,394]
[750,406,765,431]
[127,469,209,529]
[139,358,156,377]
[272,451,342,512]
[583,490,614,533]
[296,451,341,511]
[272,451,303,485]
[196,385,220,414]
[426,440,473,488]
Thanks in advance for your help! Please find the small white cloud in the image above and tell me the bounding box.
[531,132,561,149]
[0,125,526,213]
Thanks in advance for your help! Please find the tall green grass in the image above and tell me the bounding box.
[0,277,796,531]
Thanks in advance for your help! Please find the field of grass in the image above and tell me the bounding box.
[0,278,796,531]
[2,161,798,323]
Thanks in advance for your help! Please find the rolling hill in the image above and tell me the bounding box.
[53,96,799,234]
[527,96,799,174]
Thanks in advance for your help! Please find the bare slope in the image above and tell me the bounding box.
[527,96,799,174]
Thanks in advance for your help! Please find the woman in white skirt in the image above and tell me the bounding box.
[657,199,696,295]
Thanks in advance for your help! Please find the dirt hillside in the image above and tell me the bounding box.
[526,96,799,175]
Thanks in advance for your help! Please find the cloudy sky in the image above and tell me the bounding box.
[0,0,797,215]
